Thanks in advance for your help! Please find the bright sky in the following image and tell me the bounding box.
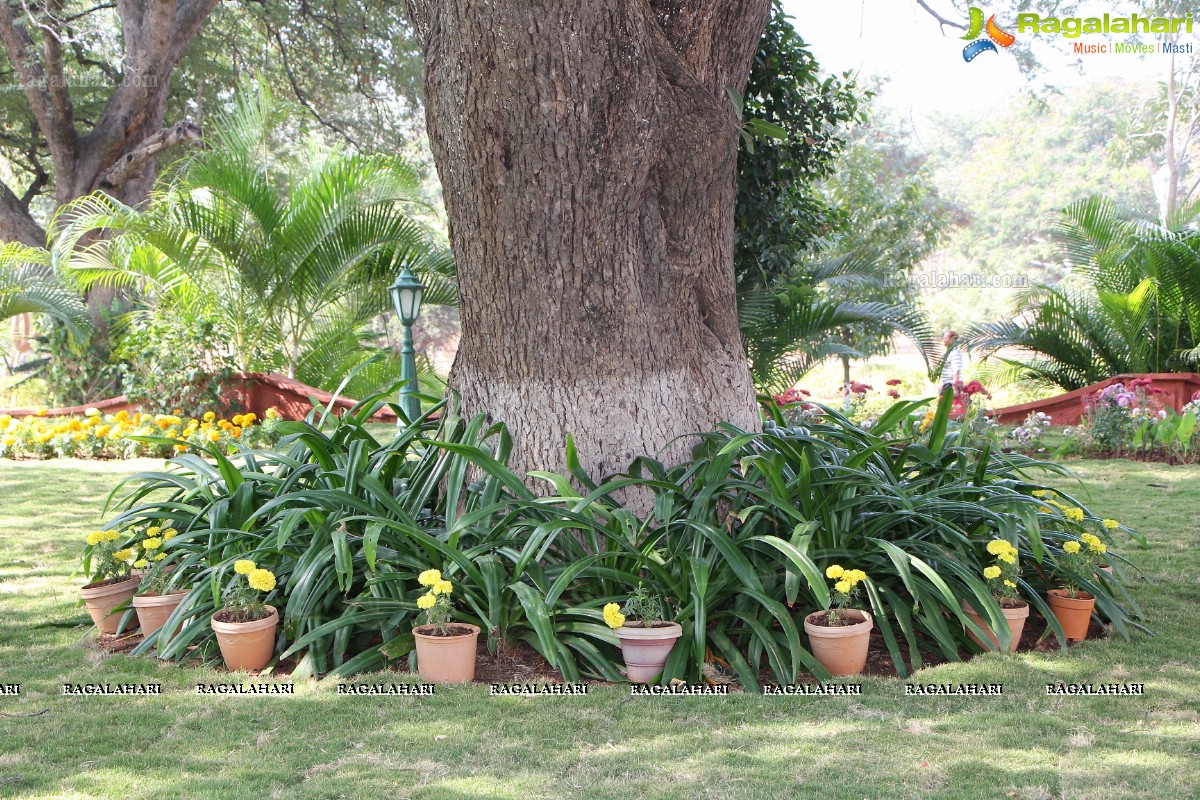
[782,0,1183,115]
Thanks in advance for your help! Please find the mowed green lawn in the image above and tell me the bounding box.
[1,458,1198,800]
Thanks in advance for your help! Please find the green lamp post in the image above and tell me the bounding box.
[388,266,425,423]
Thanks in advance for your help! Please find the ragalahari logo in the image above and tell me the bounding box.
[961,7,1016,61]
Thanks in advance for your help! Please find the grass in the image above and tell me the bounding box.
[1,457,1198,799]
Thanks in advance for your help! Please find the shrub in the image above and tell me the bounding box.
[101,392,1147,684]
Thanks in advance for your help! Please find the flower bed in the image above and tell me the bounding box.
[0,407,284,459]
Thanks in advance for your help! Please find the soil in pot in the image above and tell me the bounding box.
[211,606,279,671]
[80,576,140,634]
[803,609,873,676]
[413,623,481,684]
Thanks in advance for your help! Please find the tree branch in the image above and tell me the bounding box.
[0,177,47,245]
[913,0,967,34]
[272,29,362,148]
[403,0,433,48]
[97,119,202,190]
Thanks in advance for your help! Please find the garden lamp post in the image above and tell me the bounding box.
[388,266,425,423]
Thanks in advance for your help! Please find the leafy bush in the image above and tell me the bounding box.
[101,392,1147,685]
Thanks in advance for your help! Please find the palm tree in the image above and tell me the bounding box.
[49,85,454,398]
[740,248,934,393]
[0,242,92,350]
[967,196,1200,391]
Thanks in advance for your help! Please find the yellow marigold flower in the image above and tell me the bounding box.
[985,539,1008,556]
[834,579,852,594]
[602,602,626,629]
[234,559,256,574]
[134,559,148,569]
[1003,580,1017,588]
[142,537,162,551]
[218,420,232,430]
[86,531,104,546]
[244,412,257,424]
[172,409,183,416]
[1031,489,1048,498]
[983,565,1001,579]
[1102,519,1119,530]
[1039,505,1053,513]
[153,552,167,561]
[1,435,14,447]
[157,418,171,430]
[163,528,177,541]
[203,411,216,422]
[432,579,453,596]
[265,407,280,419]
[846,569,867,584]
[247,568,276,592]
[95,425,111,438]
[36,408,47,416]
[1080,533,1100,546]
[114,410,129,422]
[113,549,132,561]
[146,526,161,537]
[418,569,442,587]
[1065,507,1084,522]
[230,426,242,438]
[997,552,1017,565]
[825,565,844,579]
[208,431,221,442]
[174,444,188,452]
[417,592,437,610]
[231,415,244,427]
[1090,542,1107,554]
[1063,541,1081,554]
[102,530,119,542]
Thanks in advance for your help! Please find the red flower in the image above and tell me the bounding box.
[886,378,903,386]
[888,389,900,399]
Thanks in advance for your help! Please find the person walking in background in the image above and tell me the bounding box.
[940,330,965,395]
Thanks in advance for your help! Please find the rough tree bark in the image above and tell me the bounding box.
[0,0,217,246]
[411,1,769,480]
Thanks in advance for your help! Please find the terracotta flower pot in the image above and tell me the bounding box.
[211,605,279,671]
[804,609,873,676]
[616,622,683,684]
[1046,589,1096,642]
[413,623,480,684]
[962,600,1029,653]
[133,591,187,645]
[80,575,140,634]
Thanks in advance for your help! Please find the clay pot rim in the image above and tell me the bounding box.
[616,621,683,642]
[412,622,481,641]
[962,599,1030,616]
[133,590,188,604]
[1047,588,1096,602]
[211,604,278,633]
[79,575,139,597]
[803,609,873,637]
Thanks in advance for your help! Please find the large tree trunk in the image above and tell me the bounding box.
[416,1,768,480]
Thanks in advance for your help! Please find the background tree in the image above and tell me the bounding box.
[51,88,454,404]
[0,0,428,246]
[734,3,860,293]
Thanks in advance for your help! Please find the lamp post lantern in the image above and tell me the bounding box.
[388,266,425,423]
